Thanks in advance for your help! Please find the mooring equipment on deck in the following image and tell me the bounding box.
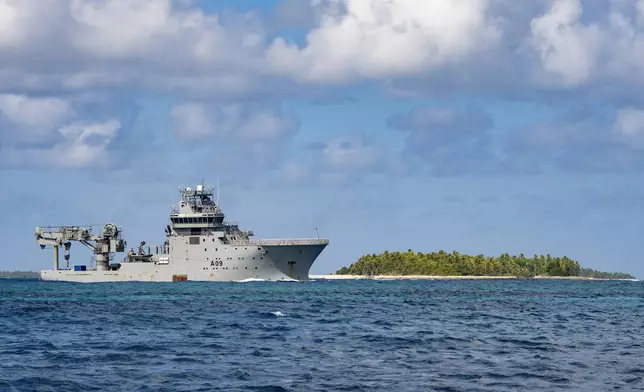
[34,224,126,271]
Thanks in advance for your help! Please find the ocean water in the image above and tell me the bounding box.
[0,279,643,392]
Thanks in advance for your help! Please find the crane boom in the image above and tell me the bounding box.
[34,224,126,271]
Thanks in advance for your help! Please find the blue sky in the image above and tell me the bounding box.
[2,0,644,278]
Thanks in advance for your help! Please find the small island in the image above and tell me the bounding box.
[332,250,636,280]
[0,271,40,279]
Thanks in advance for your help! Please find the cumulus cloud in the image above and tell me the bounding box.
[319,136,388,172]
[506,106,644,173]
[614,107,644,144]
[276,0,644,104]
[527,0,604,87]
[166,100,302,185]
[266,0,501,83]
[0,94,73,143]
[1,118,121,169]
[514,0,644,93]
[4,0,644,179]
[0,93,132,169]
[2,0,644,101]
[387,106,493,146]
[170,101,300,142]
[0,0,269,96]
[278,133,405,186]
[386,105,499,176]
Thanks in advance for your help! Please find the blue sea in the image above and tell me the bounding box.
[0,279,642,392]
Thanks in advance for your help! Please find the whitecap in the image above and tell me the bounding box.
[234,278,266,283]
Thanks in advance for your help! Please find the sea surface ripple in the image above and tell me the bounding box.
[0,279,643,392]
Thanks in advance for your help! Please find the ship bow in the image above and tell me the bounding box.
[259,239,328,280]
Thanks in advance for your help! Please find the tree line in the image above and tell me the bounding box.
[0,271,39,279]
[335,250,635,279]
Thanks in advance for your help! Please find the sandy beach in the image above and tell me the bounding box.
[309,274,636,281]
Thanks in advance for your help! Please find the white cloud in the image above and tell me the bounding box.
[70,0,173,58]
[0,92,131,169]
[615,107,644,137]
[321,136,384,171]
[527,0,604,87]
[613,107,644,149]
[0,0,268,96]
[5,0,644,178]
[0,0,21,47]
[1,118,121,168]
[170,102,227,140]
[266,0,500,83]
[170,101,299,142]
[0,94,73,141]
[2,0,644,98]
[236,108,299,141]
[278,161,311,183]
[505,106,644,174]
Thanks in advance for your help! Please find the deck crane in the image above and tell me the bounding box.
[34,223,126,271]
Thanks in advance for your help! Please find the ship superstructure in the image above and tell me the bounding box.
[34,183,328,282]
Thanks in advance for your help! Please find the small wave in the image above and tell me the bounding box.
[2,277,642,392]
[235,278,267,283]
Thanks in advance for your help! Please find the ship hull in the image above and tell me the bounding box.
[40,242,327,283]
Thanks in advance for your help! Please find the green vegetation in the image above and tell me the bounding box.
[578,268,635,280]
[336,250,636,279]
[0,271,39,279]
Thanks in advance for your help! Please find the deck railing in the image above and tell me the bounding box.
[129,245,170,255]
[228,238,329,246]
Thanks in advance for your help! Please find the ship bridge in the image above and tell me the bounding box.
[168,183,254,241]
[170,184,223,229]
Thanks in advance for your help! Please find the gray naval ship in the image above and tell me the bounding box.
[34,183,329,282]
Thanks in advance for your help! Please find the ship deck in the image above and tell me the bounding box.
[229,238,329,246]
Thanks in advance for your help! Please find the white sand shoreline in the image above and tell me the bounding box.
[309,274,639,281]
